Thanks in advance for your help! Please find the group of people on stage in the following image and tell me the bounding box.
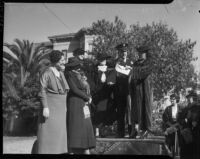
[33,41,200,156]
[162,90,200,159]
[33,42,154,154]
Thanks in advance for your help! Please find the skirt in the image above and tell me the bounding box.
[37,93,68,154]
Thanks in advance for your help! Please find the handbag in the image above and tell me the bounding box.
[83,103,91,119]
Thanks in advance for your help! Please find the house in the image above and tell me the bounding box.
[47,28,97,60]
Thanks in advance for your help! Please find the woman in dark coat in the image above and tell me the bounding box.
[36,50,69,154]
[65,57,96,154]
[92,54,116,135]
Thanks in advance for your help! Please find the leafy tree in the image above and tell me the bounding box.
[128,22,197,99]
[89,16,129,59]
[87,17,197,100]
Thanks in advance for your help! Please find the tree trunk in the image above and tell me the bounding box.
[3,119,9,135]
[8,115,15,135]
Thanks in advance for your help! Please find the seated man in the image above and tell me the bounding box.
[178,90,200,159]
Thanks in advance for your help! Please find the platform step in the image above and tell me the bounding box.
[93,137,169,155]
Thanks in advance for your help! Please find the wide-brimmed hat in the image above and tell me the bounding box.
[115,43,128,52]
[97,53,111,62]
[73,48,87,56]
[136,45,150,54]
[186,90,198,99]
[65,57,82,68]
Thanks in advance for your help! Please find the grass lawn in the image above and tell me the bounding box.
[3,136,37,154]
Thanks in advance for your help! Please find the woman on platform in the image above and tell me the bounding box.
[36,50,69,154]
[92,54,116,136]
[65,57,96,154]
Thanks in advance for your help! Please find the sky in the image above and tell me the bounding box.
[3,0,200,72]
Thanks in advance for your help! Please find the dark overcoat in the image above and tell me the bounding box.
[129,59,153,131]
[178,103,200,159]
[92,67,116,125]
[115,57,133,136]
[65,71,96,149]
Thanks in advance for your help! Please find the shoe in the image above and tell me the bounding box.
[128,125,132,135]
[116,134,124,138]
[138,130,146,139]
[142,131,149,138]
[147,128,155,134]
[129,130,138,139]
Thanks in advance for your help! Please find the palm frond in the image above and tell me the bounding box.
[3,46,19,61]
[3,75,19,100]
[27,42,36,68]
[3,57,11,64]
[14,38,24,53]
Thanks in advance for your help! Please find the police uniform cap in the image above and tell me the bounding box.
[115,43,128,51]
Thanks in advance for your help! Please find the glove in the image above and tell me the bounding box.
[43,107,50,118]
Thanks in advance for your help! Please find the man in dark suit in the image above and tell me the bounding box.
[114,43,133,138]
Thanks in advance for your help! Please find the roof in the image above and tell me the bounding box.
[33,41,53,48]
[48,33,76,41]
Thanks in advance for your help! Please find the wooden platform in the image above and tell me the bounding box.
[92,136,170,155]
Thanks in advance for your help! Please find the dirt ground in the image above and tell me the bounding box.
[3,136,37,154]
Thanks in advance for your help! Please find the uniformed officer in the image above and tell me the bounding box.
[114,43,133,138]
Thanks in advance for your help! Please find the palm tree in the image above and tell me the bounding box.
[3,39,52,135]
[3,39,51,88]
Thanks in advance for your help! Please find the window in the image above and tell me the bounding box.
[88,43,93,52]
[62,50,68,62]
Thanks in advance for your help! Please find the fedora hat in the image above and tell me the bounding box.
[73,48,87,56]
